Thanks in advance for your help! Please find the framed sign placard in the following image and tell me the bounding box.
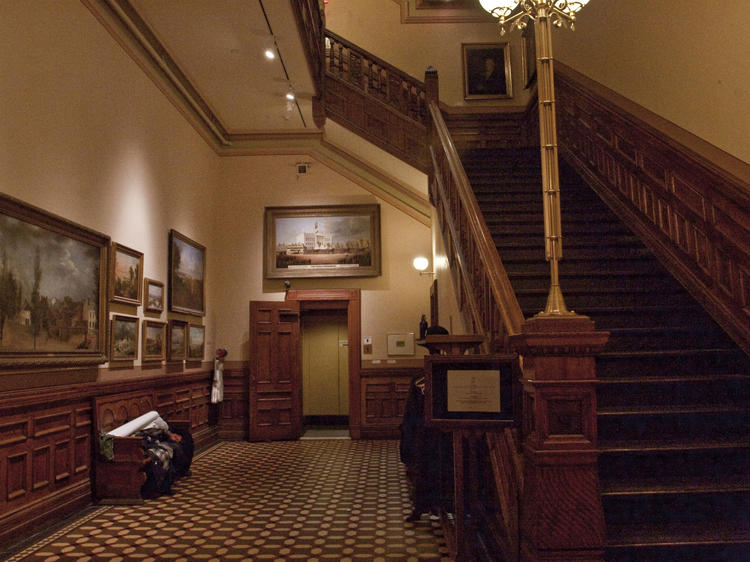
[424,354,520,429]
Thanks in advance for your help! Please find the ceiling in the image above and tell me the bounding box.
[122,0,316,134]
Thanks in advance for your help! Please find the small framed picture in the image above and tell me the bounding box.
[169,229,206,316]
[168,319,187,361]
[142,320,166,362]
[110,243,143,305]
[187,324,205,361]
[110,314,139,362]
[462,42,512,100]
[144,278,164,313]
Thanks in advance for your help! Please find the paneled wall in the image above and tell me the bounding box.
[360,366,420,438]
[0,365,214,546]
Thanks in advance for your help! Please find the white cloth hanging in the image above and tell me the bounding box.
[211,358,224,403]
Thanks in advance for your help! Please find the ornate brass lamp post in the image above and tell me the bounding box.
[479,0,589,316]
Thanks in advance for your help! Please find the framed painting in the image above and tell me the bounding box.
[142,319,166,362]
[264,204,381,279]
[109,242,143,305]
[187,324,205,361]
[0,193,109,369]
[144,278,164,313]
[168,319,186,361]
[110,314,139,362]
[169,230,205,316]
[462,42,512,100]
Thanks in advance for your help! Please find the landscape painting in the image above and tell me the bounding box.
[0,194,108,367]
[110,314,138,361]
[110,243,143,305]
[169,319,186,361]
[187,324,204,361]
[145,278,163,312]
[169,230,205,316]
[142,319,165,362]
[264,205,381,279]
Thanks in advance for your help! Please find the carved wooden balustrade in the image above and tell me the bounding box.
[290,0,326,127]
[425,78,524,351]
[556,63,750,355]
[424,69,527,560]
[323,30,429,171]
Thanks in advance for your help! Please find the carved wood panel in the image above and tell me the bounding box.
[556,71,750,353]
[360,369,417,438]
[217,362,249,441]
[325,74,428,172]
[1,367,214,545]
[443,107,538,152]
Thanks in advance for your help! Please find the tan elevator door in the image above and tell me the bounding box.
[302,310,349,416]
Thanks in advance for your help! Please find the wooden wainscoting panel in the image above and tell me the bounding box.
[0,366,215,546]
[360,368,420,439]
[217,361,249,440]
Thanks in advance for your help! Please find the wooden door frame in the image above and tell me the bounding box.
[285,289,362,439]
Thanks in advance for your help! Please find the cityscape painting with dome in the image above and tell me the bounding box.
[274,216,372,271]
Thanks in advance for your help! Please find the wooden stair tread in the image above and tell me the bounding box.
[601,475,750,496]
[509,270,671,280]
[599,374,750,384]
[599,436,750,452]
[598,348,743,359]
[606,520,750,547]
[598,404,750,416]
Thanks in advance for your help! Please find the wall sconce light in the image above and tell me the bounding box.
[413,256,434,276]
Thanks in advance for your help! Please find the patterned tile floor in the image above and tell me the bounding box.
[6,440,451,561]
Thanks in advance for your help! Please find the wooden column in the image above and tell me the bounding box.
[510,316,609,561]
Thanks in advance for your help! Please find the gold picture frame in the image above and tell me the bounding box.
[462,42,513,100]
[144,278,164,313]
[142,319,166,362]
[168,319,187,362]
[0,193,109,369]
[110,314,139,362]
[169,229,206,316]
[109,242,143,306]
[264,204,381,279]
[187,323,205,361]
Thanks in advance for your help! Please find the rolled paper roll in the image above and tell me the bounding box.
[107,410,160,437]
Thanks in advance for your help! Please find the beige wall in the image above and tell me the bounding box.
[325,0,533,108]
[553,0,750,165]
[0,0,220,368]
[0,0,432,375]
[216,155,432,361]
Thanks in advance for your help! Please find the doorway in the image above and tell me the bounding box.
[301,309,349,436]
[249,289,362,441]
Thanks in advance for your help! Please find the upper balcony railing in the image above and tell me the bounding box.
[324,30,429,126]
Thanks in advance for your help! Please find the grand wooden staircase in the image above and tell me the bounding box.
[461,146,750,560]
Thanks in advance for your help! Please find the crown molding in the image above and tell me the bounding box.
[82,0,431,226]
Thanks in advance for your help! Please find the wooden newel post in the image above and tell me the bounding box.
[510,316,609,561]
[424,66,439,106]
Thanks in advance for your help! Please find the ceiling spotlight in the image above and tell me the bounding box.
[286,91,295,101]
[264,47,275,60]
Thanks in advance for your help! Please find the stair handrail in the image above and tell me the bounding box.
[427,99,525,347]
